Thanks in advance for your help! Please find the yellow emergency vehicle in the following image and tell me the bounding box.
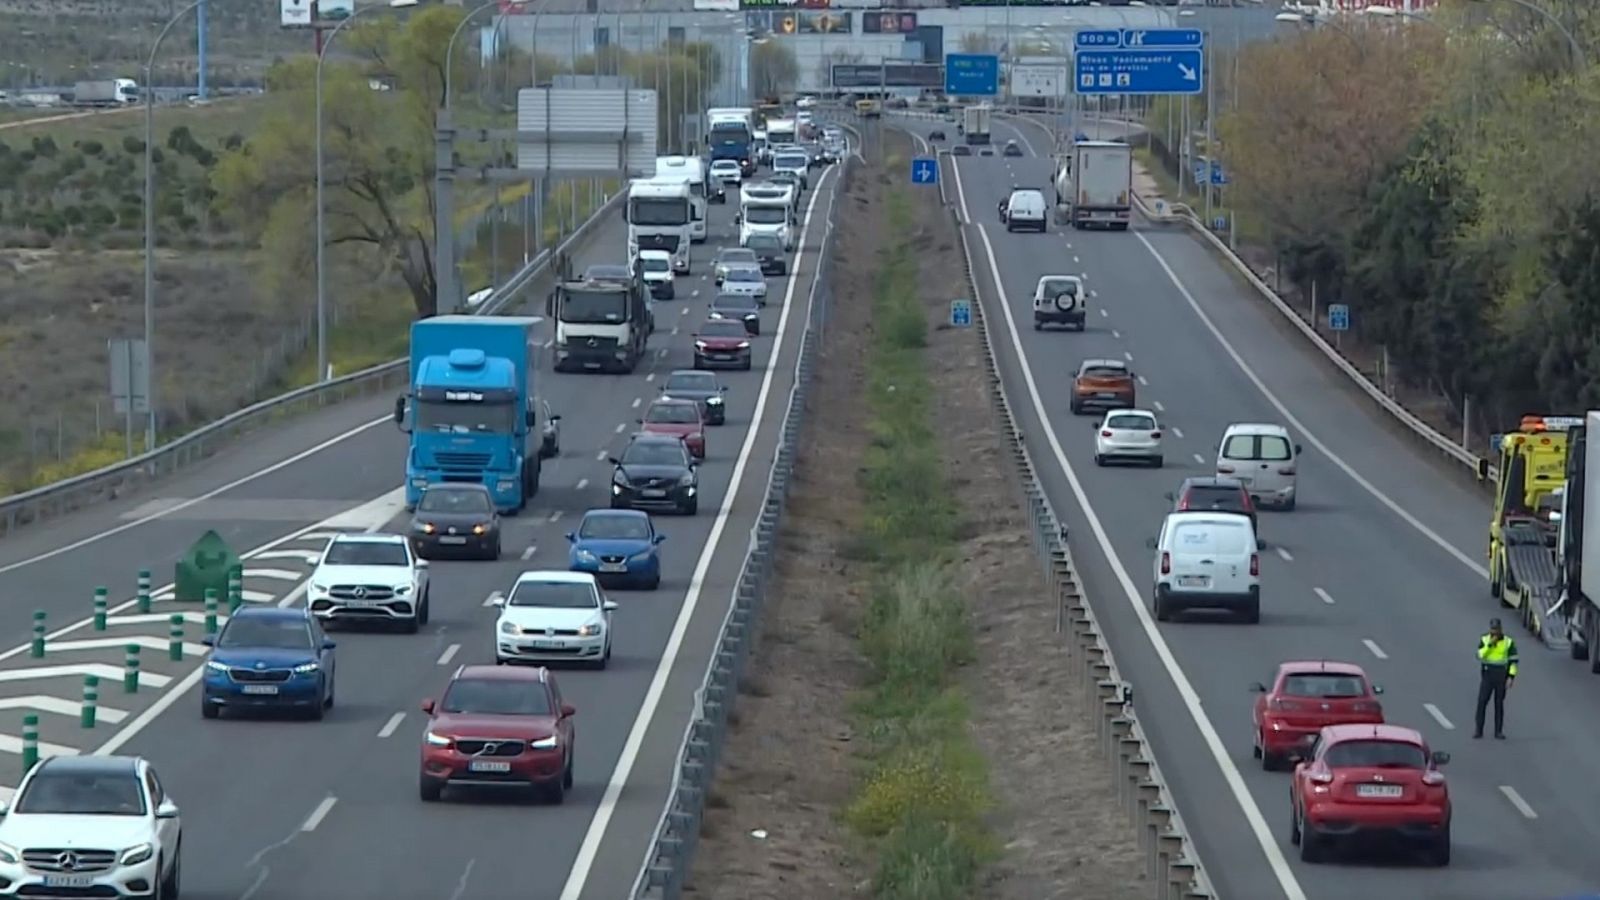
[1489,415,1581,636]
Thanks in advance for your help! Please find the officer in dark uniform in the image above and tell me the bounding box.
[1473,617,1518,739]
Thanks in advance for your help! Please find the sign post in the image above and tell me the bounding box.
[911,158,938,186]
[108,338,150,460]
[1328,303,1350,351]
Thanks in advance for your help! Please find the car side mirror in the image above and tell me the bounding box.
[525,409,536,428]
[323,639,337,650]
[602,600,619,612]
[719,385,728,392]
[416,559,430,569]
[1250,682,1267,692]
[545,291,556,317]
[1431,750,1450,766]
[565,532,576,543]
[653,534,667,544]
[1257,539,1265,551]
[201,634,215,647]
[636,418,643,424]
[0,802,9,816]
[1372,684,1384,694]
[421,698,436,715]
[608,456,622,466]
[392,395,406,425]
[1163,492,1175,502]
[1144,537,1157,550]
[560,703,576,718]
[1295,443,1304,455]
[155,800,180,819]
[492,595,506,607]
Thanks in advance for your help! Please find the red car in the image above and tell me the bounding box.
[638,398,707,459]
[1252,661,1383,770]
[1291,723,1451,865]
[419,664,576,803]
[693,318,753,370]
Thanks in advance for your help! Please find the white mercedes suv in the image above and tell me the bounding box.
[0,756,181,898]
[307,533,431,633]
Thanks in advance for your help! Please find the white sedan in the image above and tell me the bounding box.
[719,266,769,305]
[1093,409,1163,467]
[494,570,616,669]
[710,159,742,186]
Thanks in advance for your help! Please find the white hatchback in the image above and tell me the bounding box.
[494,571,617,669]
[1151,511,1260,623]
[1094,408,1162,467]
[1215,423,1301,511]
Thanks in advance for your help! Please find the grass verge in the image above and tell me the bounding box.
[840,186,995,899]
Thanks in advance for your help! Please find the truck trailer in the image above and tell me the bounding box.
[1053,141,1132,230]
[1556,413,1600,664]
[962,106,991,145]
[72,79,138,107]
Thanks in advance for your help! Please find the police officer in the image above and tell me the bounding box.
[1473,617,1519,739]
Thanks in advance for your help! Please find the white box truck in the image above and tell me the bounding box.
[1053,140,1132,231]
[72,78,138,107]
[962,105,991,145]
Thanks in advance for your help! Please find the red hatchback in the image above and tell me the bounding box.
[693,318,753,370]
[419,664,576,804]
[1291,724,1451,866]
[1251,661,1383,770]
[638,398,707,459]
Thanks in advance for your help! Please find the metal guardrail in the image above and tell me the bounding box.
[0,190,625,537]
[629,141,850,900]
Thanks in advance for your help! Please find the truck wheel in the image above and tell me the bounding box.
[524,458,541,500]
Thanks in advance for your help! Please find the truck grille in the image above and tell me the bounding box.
[22,849,117,873]
[229,668,292,683]
[455,739,525,757]
[435,452,490,468]
[637,234,680,252]
[330,585,397,600]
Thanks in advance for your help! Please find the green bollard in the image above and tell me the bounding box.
[136,569,152,614]
[168,614,184,662]
[30,611,45,659]
[204,589,219,635]
[124,644,140,693]
[81,676,98,729]
[20,714,38,773]
[227,566,243,613]
[92,586,108,631]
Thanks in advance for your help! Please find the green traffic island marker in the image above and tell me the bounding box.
[29,611,45,659]
[20,714,38,774]
[169,615,185,662]
[124,644,141,694]
[81,675,99,729]
[136,569,153,614]
[92,586,109,631]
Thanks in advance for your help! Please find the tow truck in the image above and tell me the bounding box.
[1489,414,1581,642]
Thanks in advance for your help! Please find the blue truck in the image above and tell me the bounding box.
[394,316,557,513]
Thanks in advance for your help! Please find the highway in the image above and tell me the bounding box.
[900,112,1600,899]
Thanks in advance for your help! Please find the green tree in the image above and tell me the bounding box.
[750,41,798,101]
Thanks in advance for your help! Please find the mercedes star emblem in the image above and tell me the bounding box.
[55,851,78,870]
[353,586,368,598]
[587,337,598,348]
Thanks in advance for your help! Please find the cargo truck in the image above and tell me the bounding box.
[72,78,138,107]
[547,262,652,374]
[394,316,547,513]
[1555,413,1600,664]
[962,105,991,145]
[626,178,694,273]
[705,107,755,176]
[1488,415,1579,644]
[1053,140,1132,230]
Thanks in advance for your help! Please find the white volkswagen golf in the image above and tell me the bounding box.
[1093,408,1164,467]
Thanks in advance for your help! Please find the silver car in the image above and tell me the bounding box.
[713,247,760,285]
[719,266,768,305]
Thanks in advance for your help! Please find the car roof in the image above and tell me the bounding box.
[1079,358,1127,370]
[649,397,699,408]
[453,663,549,683]
[668,368,715,379]
[697,317,746,330]
[227,606,311,623]
[717,247,756,256]
[329,532,407,545]
[1181,476,1247,490]
[513,569,598,586]
[1224,422,1291,437]
[1165,511,1253,526]
[638,249,671,259]
[35,755,139,777]
[628,431,691,446]
[1105,408,1157,419]
[581,508,649,523]
[1276,660,1368,678]
[1320,723,1424,745]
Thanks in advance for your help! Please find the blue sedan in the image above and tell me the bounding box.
[567,509,666,590]
[201,606,337,720]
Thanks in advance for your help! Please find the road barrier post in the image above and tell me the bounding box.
[81,675,99,729]
[124,644,140,693]
[30,611,45,659]
[20,714,38,773]
[169,615,184,662]
[227,566,243,613]
[204,589,219,635]
[137,569,152,614]
[93,586,109,631]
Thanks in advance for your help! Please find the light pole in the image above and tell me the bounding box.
[1467,0,1584,69]
[316,0,420,384]
[446,0,530,113]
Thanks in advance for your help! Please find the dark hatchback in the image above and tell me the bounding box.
[744,233,789,276]
[1167,476,1259,538]
[610,433,699,515]
[410,483,502,560]
[694,319,754,370]
[710,292,762,335]
[660,369,728,425]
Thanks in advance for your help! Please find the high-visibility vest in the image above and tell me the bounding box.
[1478,634,1519,678]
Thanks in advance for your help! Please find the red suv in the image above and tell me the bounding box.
[419,664,575,803]
[1291,724,1451,866]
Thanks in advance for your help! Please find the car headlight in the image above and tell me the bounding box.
[415,522,435,534]
[737,341,750,350]
[425,731,452,747]
[472,524,487,535]
[530,735,560,749]
[310,583,328,594]
[613,470,630,486]
[575,549,597,563]
[694,340,708,350]
[0,842,19,864]
[678,473,695,487]
[205,660,229,673]
[293,662,320,674]
[119,843,153,866]
[706,396,723,405]
[499,620,518,635]
[577,623,602,637]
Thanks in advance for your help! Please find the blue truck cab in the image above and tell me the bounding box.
[394,316,553,513]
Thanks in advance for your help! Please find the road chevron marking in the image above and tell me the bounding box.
[0,664,171,688]
[0,696,127,723]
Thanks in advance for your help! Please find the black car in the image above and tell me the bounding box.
[929,130,946,142]
[1003,140,1023,157]
[744,233,788,275]
[410,483,501,560]
[660,369,728,425]
[610,433,699,515]
[952,145,972,157]
[980,148,995,157]
[710,292,762,335]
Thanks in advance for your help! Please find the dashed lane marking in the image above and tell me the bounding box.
[302,796,338,831]
[1500,786,1537,819]
[1423,703,1454,730]
[1314,588,1335,604]
[378,712,406,739]
[437,644,460,666]
[1275,547,1293,562]
[1362,639,1388,660]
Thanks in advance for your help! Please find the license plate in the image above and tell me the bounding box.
[241,684,279,695]
[469,760,512,773]
[1357,784,1403,798]
[1177,575,1209,588]
[439,536,467,545]
[341,599,380,607]
[528,641,565,650]
[642,489,667,498]
[1097,392,1118,399]
[711,354,733,360]
[599,562,628,573]
[43,876,94,888]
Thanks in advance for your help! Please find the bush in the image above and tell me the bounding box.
[847,749,988,838]
[121,135,145,155]
[30,135,57,158]
[860,566,972,700]
[872,818,986,900]
[80,140,104,157]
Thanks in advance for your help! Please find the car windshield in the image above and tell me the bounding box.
[666,373,716,393]
[621,441,690,467]
[1106,414,1155,430]
[1184,486,1248,510]
[585,266,631,280]
[640,257,670,273]
[699,321,748,339]
[726,269,761,283]
[1282,673,1368,699]
[1323,740,1427,769]
[776,155,807,169]
[715,294,758,310]
[745,206,787,225]
[323,541,408,567]
[713,162,738,172]
[1223,434,1292,461]
[507,580,597,609]
[1170,522,1249,554]
[718,249,757,266]
[579,515,651,540]
[218,617,314,650]
[1041,279,1078,297]
[16,771,146,816]
[1082,365,1126,379]
[418,488,492,514]
[646,403,700,425]
[440,678,552,716]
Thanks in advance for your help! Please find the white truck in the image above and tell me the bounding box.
[739,184,797,251]
[654,155,709,240]
[1556,413,1600,665]
[626,178,694,274]
[962,105,991,145]
[1054,140,1133,231]
[72,78,138,107]
[765,117,798,149]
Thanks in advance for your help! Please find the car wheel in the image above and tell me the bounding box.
[418,589,431,626]
[1069,399,1083,415]
[495,655,508,666]
[402,614,420,635]
[1033,320,1042,331]
[1153,587,1173,622]
[694,357,706,369]
[1241,598,1261,625]
[1430,824,1451,866]
[1093,454,1104,466]
[563,751,575,789]
[307,697,325,721]
[683,497,699,516]
[545,777,566,805]
[1288,800,1302,846]
[200,696,219,719]
[1299,820,1324,863]
[161,848,180,900]
[324,677,335,709]
[1260,742,1279,772]
[646,573,661,590]
[488,537,502,561]
[1281,497,1296,512]
[419,776,443,802]
[1150,456,1164,468]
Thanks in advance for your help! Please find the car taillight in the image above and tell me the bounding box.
[1352,701,1381,715]
[1309,771,1333,785]
[1249,554,1259,576]
[1422,771,1446,786]
[1151,431,1162,439]
[1270,698,1302,712]
[1278,467,1296,475]
[1177,498,1191,511]
[1218,465,1235,474]
[1101,430,1113,437]
[1160,552,1170,575]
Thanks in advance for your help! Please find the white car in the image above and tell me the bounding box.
[1216,422,1301,511]
[0,756,182,898]
[494,570,617,669]
[710,159,742,188]
[638,249,675,300]
[1094,409,1163,467]
[1152,511,1260,623]
[719,266,768,305]
[307,533,431,632]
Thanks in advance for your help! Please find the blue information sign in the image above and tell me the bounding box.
[911,157,938,186]
[1074,49,1204,96]
[944,54,999,96]
[1328,304,1350,332]
[1122,28,1205,49]
[1075,29,1122,50]
[949,299,973,328]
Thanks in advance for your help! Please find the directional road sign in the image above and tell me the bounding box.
[1075,29,1122,50]
[950,299,973,328]
[1328,304,1351,332]
[911,157,939,186]
[945,53,999,96]
[1075,50,1204,96]
[1122,29,1205,48]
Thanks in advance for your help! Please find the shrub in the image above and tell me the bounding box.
[61,205,84,227]
[846,750,987,838]
[121,135,145,155]
[872,818,986,900]
[79,140,104,157]
[860,566,972,699]
[30,135,57,158]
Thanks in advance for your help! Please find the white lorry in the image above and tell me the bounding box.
[626,178,694,274]
[962,105,991,145]
[654,155,709,241]
[1053,140,1133,231]
[765,117,798,149]
[1556,413,1600,664]
[72,78,138,107]
[738,184,797,251]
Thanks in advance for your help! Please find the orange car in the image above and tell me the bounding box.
[1070,358,1137,415]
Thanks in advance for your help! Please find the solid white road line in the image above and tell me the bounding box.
[437,644,460,666]
[1314,588,1335,605]
[378,712,406,738]
[1499,785,1537,819]
[1362,639,1389,660]
[953,157,1309,900]
[1423,703,1454,730]
[301,796,338,832]
[557,160,839,900]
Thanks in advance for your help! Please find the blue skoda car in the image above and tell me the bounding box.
[567,509,666,590]
[201,607,337,720]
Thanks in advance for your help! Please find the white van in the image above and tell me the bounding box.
[1003,188,1048,233]
[1215,423,1301,511]
[1151,511,1261,623]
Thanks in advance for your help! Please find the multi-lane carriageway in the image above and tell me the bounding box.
[889,111,1600,899]
[0,153,843,898]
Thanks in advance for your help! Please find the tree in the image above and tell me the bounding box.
[959,33,997,54]
[749,41,798,100]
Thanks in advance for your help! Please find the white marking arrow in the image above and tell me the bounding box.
[0,664,171,689]
[0,696,128,723]
[0,733,79,758]
[1179,64,1197,81]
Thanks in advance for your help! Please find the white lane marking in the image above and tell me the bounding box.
[632,397,642,409]
[542,339,554,350]
[0,695,127,723]
[1153,400,1165,412]
[483,591,503,608]
[0,733,78,758]
[1314,587,1335,605]
[1112,329,1122,339]
[596,450,608,460]
[250,550,320,563]
[521,545,536,561]
[1134,233,1488,578]
[1073,255,1081,264]
[50,636,209,657]
[1192,453,1205,464]
[1099,307,1108,317]
[680,307,689,315]
[1275,547,1293,562]
[671,327,680,336]
[614,423,626,434]
[0,415,389,575]
[1423,703,1454,730]
[301,796,338,832]
[1123,351,1134,362]
[646,373,656,382]
[437,644,460,666]
[953,158,1309,900]
[1137,374,1148,386]
[1362,639,1388,660]
[0,663,171,688]
[1500,785,1537,819]
[576,478,589,491]
[241,568,303,582]
[1171,426,1184,439]
[548,511,563,523]
[378,712,406,738]
[558,160,839,900]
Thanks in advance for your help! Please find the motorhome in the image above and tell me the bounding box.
[626,178,694,274]
[739,184,798,251]
[654,155,709,242]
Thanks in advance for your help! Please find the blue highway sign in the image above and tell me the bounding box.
[911,157,939,186]
[1328,304,1351,332]
[950,299,973,328]
[1123,28,1204,49]
[1075,49,1204,96]
[1075,29,1122,50]
[945,54,999,96]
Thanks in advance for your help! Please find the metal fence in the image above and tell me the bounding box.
[0,190,625,538]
